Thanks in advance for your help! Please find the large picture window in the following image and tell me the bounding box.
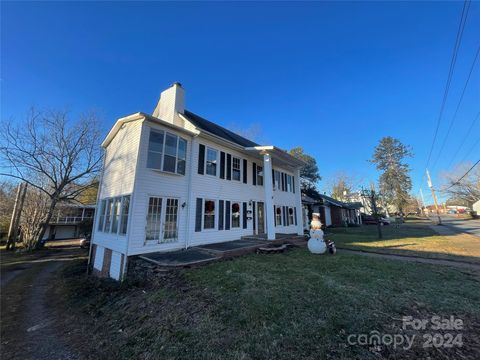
[206,148,218,176]
[147,129,187,175]
[204,200,215,229]
[232,157,241,181]
[232,202,240,228]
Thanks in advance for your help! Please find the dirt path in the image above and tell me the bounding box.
[339,248,480,271]
[1,249,87,360]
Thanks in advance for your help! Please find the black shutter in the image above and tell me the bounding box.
[226,154,232,180]
[274,205,277,226]
[281,173,285,191]
[219,200,224,230]
[252,163,257,185]
[220,152,225,179]
[243,159,247,183]
[272,169,275,187]
[243,202,247,229]
[252,201,256,231]
[283,206,288,225]
[195,198,203,231]
[292,176,295,193]
[198,145,205,175]
[294,207,298,225]
[225,201,231,230]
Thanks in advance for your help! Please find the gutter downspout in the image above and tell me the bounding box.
[184,132,198,249]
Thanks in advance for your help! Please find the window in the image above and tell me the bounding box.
[147,129,187,175]
[119,196,130,235]
[288,207,295,225]
[274,171,281,190]
[276,207,282,225]
[204,200,215,229]
[163,133,178,172]
[232,157,241,181]
[104,199,114,232]
[164,198,179,240]
[177,138,187,175]
[147,130,164,169]
[257,165,264,186]
[97,200,106,231]
[287,175,292,192]
[111,197,121,233]
[232,202,240,228]
[97,195,131,234]
[206,148,218,176]
[146,197,162,241]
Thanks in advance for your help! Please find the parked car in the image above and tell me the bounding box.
[361,214,390,225]
[447,209,457,214]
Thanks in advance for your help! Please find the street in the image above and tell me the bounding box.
[434,215,480,237]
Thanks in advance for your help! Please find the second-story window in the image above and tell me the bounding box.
[206,148,218,176]
[147,129,187,175]
[232,157,241,181]
[287,175,292,192]
[274,171,281,190]
[257,165,264,186]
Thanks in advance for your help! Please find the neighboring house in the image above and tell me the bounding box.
[302,193,362,228]
[90,83,305,280]
[43,204,95,240]
[472,200,480,215]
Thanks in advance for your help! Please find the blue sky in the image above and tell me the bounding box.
[2,1,479,203]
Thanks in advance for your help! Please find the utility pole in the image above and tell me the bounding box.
[426,169,442,225]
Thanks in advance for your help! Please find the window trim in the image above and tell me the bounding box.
[275,206,282,226]
[288,207,295,226]
[205,147,219,177]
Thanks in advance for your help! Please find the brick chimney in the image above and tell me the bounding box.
[152,82,185,127]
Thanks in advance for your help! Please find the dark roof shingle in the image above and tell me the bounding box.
[183,110,259,148]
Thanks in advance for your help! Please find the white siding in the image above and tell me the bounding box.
[93,245,104,271]
[110,251,122,280]
[127,122,192,255]
[92,120,142,254]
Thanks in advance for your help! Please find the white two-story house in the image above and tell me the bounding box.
[90,83,305,280]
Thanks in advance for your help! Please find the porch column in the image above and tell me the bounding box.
[294,168,303,235]
[262,153,275,240]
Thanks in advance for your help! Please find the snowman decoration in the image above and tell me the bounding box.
[308,213,327,254]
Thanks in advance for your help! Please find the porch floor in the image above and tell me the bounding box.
[138,235,307,268]
[139,248,217,267]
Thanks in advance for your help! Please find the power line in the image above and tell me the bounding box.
[431,45,480,171]
[447,111,480,168]
[459,137,480,164]
[443,159,480,191]
[425,0,471,170]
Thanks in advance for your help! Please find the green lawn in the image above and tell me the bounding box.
[59,248,480,359]
[327,219,480,264]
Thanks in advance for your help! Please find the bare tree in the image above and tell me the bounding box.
[440,162,480,207]
[327,172,363,201]
[0,108,103,250]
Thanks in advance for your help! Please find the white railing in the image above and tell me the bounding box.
[54,216,93,224]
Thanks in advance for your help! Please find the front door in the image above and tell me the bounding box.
[257,202,265,234]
